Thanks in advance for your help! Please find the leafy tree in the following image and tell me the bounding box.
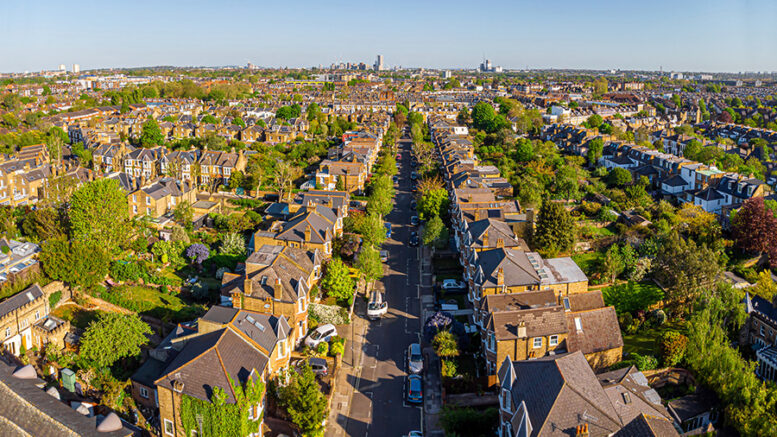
[218,233,246,256]
[320,257,354,301]
[69,241,111,290]
[276,104,302,120]
[39,236,73,282]
[603,244,625,283]
[470,102,507,133]
[186,243,210,265]
[140,118,164,147]
[357,244,383,286]
[422,215,448,248]
[357,212,386,247]
[174,200,194,230]
[432,330,459,358]
[608,167,632,187]
[278,363,328,434]
[660,331,688,367]
[21,208,63,242]
[603,281,664,315]
[69,179,130,253]
[533,200,576,256]
[732,197,777,266]
[652,232,720,311]
[586,138,604,166]
[752,270,777,301]
[80,312,151,368]
[586,114,604,129]
[417,187,450,221]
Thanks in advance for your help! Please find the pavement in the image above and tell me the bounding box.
[326,136,427,437]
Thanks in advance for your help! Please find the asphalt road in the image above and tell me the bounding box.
[345,136,423,437]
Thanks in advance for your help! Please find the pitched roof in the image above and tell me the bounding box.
[565,307,624,355]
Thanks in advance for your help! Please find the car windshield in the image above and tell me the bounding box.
[411,353,422,362]
[368,302,381,310]
[310,330,322,340]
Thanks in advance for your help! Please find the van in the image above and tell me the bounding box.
[367,291,388,320]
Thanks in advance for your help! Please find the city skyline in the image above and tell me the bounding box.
[2,0,776,74]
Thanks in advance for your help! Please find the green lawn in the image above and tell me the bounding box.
[96,285,206,323]
[622,320,687,357]
[572,252,604,276]
[51,304,107,330]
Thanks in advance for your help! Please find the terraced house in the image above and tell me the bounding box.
[124,147,166,179]
[127,177,197,218]
[197,149,246,187]
[250,204,342,256]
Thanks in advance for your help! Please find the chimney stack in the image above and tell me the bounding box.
[482,230,489,247]
[496,238,504,248]
[575,424,589,437]
[517,321,527,338]
[274,277,283,300]
[244,278,252,296]
[304,225,311,242]
[497,266,504,287]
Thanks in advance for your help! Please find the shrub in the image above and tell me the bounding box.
[441,359,457,378]
[329,336,345,356]
[316,341,329,356]
[603,281,664,315]
[660,331,688,367]
[650,309,667,327]
[109,260,144,283]
[48,290,62,308]
[309,303,350,325]
[632,353,658,371]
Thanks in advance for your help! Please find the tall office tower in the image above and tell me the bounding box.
[72,64,80,74]
[374,55,384,71]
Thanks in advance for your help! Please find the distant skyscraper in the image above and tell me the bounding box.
[72,64,80,74]
[246,62,255,70]
[374,55,384,71]
[58,64,66,71]
[442,70,452,79]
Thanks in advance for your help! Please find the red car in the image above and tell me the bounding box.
[396,153,402,160]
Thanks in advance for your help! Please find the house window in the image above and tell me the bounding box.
[20,319,28,329]
[5,328,10,338]
[549,335,558,347]
[761,325,765,336]
[488,332,496,351]
[298,298,304,313]
[34,311,40,321]
[164,419,174,436]
[562,297,570,311]
[133,205,138,214]
[139,387,149,399]
[146,197,151,205]
[533,337,542,349]
[278,339,287,358]
[132,194,137,202]
[146,207,152,215]
[574,317,583,332]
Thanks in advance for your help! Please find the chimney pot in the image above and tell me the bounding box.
[274,277,283,300]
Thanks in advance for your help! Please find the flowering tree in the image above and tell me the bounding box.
[186,243,210,265]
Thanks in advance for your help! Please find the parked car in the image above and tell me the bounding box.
[305,324,337,348]
[396,153,402,160]
[406,374,423,404]
[410,215,419,226]
[407,343,423,374]
[393,175,399,185]
[367,292,388,320]
[410,171,418,180]
[380,250,389,262]
[410,200,417,210]
[406,432,423,437]
[409,234,419,247]
[441,279,466,290]
[293,357,328,376]
[384,223,392,239]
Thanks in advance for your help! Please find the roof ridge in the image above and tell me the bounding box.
[214,346,237,401]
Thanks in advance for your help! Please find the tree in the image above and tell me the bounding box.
[272,160,301,201]
[603,244,625,283]
[432,330,459,358]
[278,363,328,434]
[357,244,383,286]
[357,212,386,247]
[80,312,151,368]
[69,241,111,290]
[174,200,194,230]
[752,270,777,301]
[422,215,447,248]
[140,118,164,148]
[586,114,604,129]
[69,179,130,253]
[586,138,604,166]
[39,236,73,282]
[608,167,632,187]
[417,187,450,221]
[21,208,63,242]
[320,257,354,302]
[219,233,246,256]
[533,200,575,256]
[732,197,777,266]
[683,140,703,160]
[652,232,720,311]
[186,243,210,265]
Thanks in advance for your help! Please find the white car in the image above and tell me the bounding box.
[367,292,388,320]
[441,279,466,290]
[408,343,423,374]
[305,324,337,348]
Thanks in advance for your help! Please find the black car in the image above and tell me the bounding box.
[410,200,417,210]
[409,231,419,247]
[410,171,418,180]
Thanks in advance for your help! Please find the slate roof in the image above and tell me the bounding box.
[474,248,541,288]
[155,328,269,403]
[0,284,43,319]
[479,289,557,313]
[565,307,624,355]
[487,307,567,340]
[614,414,680,437]
[466,218,526,250]
[0,360,135,437]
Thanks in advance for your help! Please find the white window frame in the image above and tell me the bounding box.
[278,339,287,358]
[34,310,40,321]
[139,386,149,399]
[533,337,542,349]
[163,419,174,436]
[5,327,10,338]
[575,317,583,332]
[549,335,558,347]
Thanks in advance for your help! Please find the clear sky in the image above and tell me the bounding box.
[1,0,776,73]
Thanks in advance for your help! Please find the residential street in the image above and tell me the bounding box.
[327,136,425,437]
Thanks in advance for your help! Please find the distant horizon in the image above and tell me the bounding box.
[2,0,776,74]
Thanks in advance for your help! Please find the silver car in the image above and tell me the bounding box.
[408,343,423,374]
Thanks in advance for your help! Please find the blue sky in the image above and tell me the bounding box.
[1,0,775,73]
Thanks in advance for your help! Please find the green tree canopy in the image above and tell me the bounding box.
[69,179,130,253]
[80,312,151,368]
[140,118,164,148]
[533,200,576,256]
[320,257,355,302]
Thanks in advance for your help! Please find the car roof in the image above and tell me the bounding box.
[409,343,421,354]
[308,357,327,366]
[317,323,336,331]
